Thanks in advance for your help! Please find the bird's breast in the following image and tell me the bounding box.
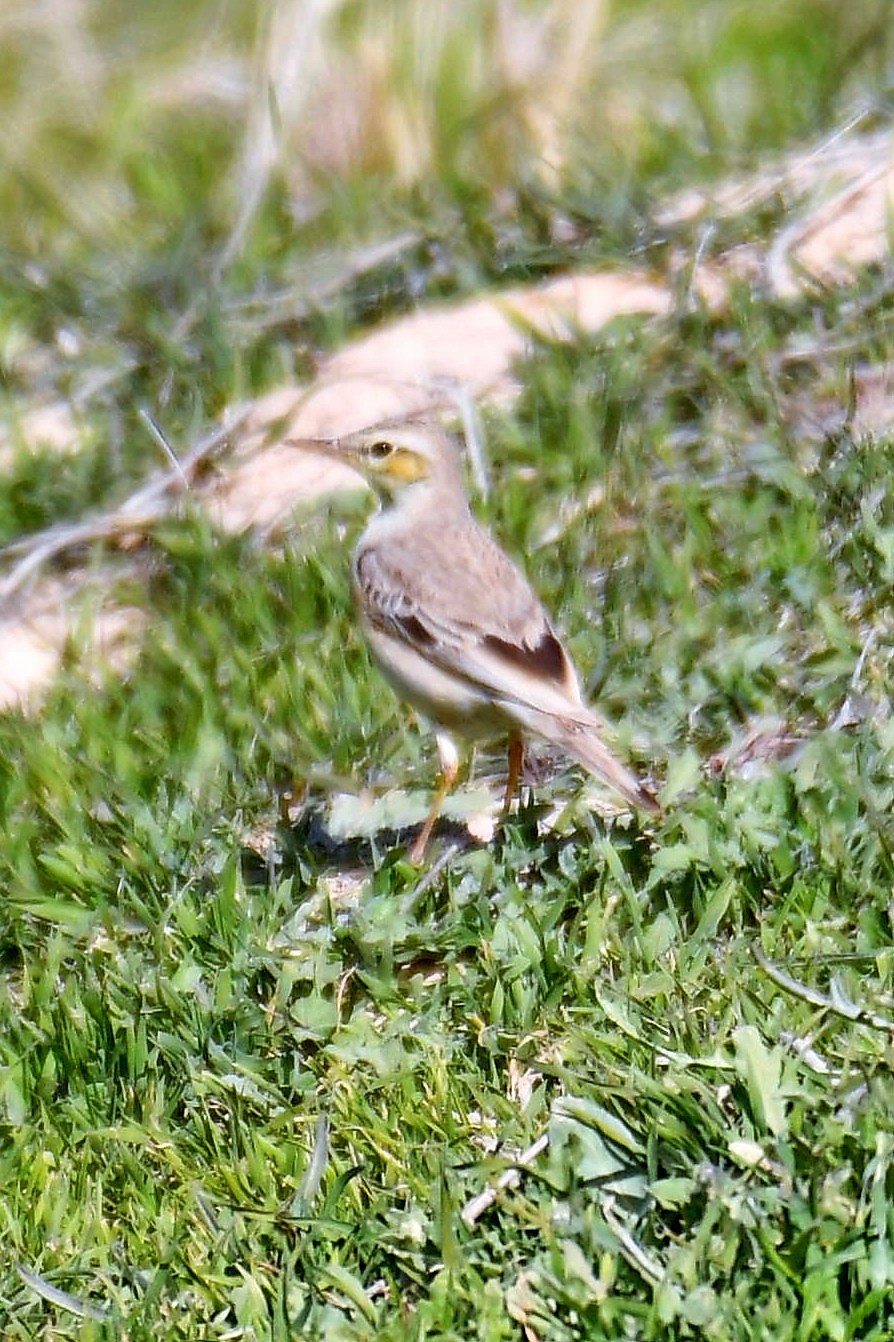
[360,617,512,738]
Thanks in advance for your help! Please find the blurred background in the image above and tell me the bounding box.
[1,0,888,272]
[0,0,890,465]
[3,9,894,1334]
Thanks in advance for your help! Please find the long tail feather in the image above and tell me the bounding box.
[514,705,661,815]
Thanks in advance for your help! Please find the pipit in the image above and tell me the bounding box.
[291,421,659,862]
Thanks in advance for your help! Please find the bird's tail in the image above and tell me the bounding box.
[515,704,661,816]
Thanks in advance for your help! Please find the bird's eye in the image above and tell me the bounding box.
[368,440,394,460]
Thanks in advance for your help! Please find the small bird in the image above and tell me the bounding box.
[290,420,659,862]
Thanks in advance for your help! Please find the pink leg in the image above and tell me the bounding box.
[502,730,524,815]
[410,733,459,865]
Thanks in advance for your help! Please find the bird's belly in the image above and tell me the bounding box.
[363,622,509,739]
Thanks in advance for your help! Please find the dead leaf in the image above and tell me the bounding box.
[659,124,889,228]
[767,154,894,299]
[322,271,671,395]
[7,130,894,710]
[0,571,145,711]
[665,126,893,304]
[209,270,671,533]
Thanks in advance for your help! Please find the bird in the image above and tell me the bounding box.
[288,420,659,862]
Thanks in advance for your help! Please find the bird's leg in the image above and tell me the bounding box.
[409,732,459,865]
[502,730,524,815]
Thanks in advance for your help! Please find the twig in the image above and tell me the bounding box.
[223,233,423,334]
[754,944,894,1033]
[0,412,248,608]
[829,627,878,730]
[766,157,891,297]
[17,1265,108,1323]
[687,220,716,311]
[602,1196,665,1285]
[401,840,462,916]
[460,1128,665,1288]
[778,1030,833,1076]
[453,385,490,502]
[295,1112,329,1209]
[138,406,190,487]
[461,1132,550,1228]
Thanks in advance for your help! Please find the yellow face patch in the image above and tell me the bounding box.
[382,448,430,483]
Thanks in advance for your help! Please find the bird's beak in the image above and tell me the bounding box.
[285,435,366,469]
[283,436,369,489]
[284,435,341,460]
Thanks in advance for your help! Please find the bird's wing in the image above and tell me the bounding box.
[355,520,659,815]
[354,519,589,721]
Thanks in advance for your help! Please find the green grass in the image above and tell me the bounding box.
[4,296,894,1337]
[3,0,894,1338]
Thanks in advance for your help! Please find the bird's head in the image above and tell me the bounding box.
[288,421,464,503]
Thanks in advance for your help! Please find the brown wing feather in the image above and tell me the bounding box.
[357,514,543,639]
[354,514,579,703]
[481,629,569,685]
[354,509,659,815]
